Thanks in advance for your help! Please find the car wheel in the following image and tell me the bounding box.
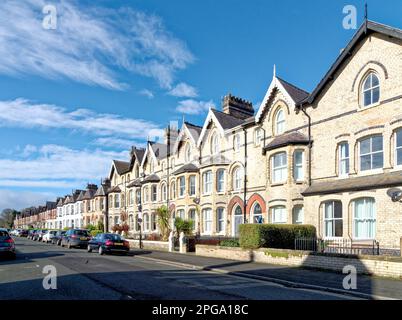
[98,246,104,255]
[87,245,92,253]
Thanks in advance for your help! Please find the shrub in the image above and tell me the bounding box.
[174,218,194,237]
[156,206,171,241]
[219,239,240,247]
[90,229,102,237]
[111,224,122,233]
[239,224,316,249]
[85,224,96,232]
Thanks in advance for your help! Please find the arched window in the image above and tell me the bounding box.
[233,166,243,191]
[275,109,285,135]
[252,203,263,224]
[353,198,376,239]
[143,213,149,231]
[233,134,241,152]
[161,183,167,201]
[185,143,191,163]
[362,73,380,107]
[211,133,219,154]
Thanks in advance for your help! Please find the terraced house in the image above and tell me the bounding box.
[14,21,402,252]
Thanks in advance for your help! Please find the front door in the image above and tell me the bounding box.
[232,205,243,237]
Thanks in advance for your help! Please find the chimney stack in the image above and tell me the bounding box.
[222,94,254,119]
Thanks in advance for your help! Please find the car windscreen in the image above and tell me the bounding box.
[104,234,122,241]
[50,231,57,235]
[0,231,10,238]
[73,230,89,236]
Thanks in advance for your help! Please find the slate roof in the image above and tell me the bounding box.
[94,185,108,197]
[185,122,202,139]
[150,142,168,160]
[172,163,199,175]
[200,155,231,168]
[300,20,402,106]
[277,77,309,103]
[141,174,160,184]
[263,131,310,153]
[82,189,97,200]
[129,147,146,169]
[302,171,402,196]
[76,190,85,201]
[56,197,65,207]
[211,109,245,130]
[127,178,142,188]
[113,160,130,175]
[108,186,121,193]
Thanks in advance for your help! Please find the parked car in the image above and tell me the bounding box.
[19,230,28,237]
[87,233,130,255]
[51,230,66,246]
[0,229,16,259]
[28,229,39,240]
[42,230,57,243]
[34,229,48,241]
[61,229,91,249]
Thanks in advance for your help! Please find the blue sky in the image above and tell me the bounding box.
[0,0,401,211]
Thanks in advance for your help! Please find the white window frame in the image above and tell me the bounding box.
[275,109,285,135]
[216,169,225,193]
[395,129,402,167]
[362,73,380,107]
[203,208,212,234]
[216,207,225,233]
[339,142,350,176]
[233,167,243,191]
[189,175,196,196]
[359,135,383,172]
[233,134,241,152]
[271,206,287,224]
[179,176,185,198]
[271,152,287,183]
[352,198,376,240]
[323,201,343,239]
[254,128,263,146]
[185,144,191,163]
[211,133,219,154]
[203,171,212,195]
[293,150,304,181]
[292,206,304,224]
[151,185,157,202]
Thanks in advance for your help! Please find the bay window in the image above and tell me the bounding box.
[353,198,376,239]
[272,152,287,183]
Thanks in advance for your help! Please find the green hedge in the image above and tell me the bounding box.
[219,239,240,247]
[90,229,103,237]
[239,224,316,249]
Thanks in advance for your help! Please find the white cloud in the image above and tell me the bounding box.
[0,144,128,181]
[176,99,215,115]
[93,137,139,149]
[138,89,154,99]
[0,190,57,212]
[21,145,37,157]
[0,98,165,141]
[0,0,194,90]
[168,82,198,98]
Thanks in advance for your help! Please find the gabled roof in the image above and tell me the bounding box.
[263,131,310,153]
[94,186,107,197]
[141,141,167,167]
[76,190,85,202]
[82,189,96,200]
[113,160,130,175]
[108,185,121,193]
[299,20,402,107]
[172,163,199,175]
[129,147,146,171]
[255,75,309,123]
[172,121,201,154]
[197,108,245,147]
[56,197,64,207]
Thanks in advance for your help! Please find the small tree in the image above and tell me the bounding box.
[174,218,194,238]
[85,224,96,231]
[156,206,170,241]
[97,220,104,232]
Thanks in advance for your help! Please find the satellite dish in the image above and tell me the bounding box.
[387,188,402,202]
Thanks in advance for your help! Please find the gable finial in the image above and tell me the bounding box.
[273,64,276,78]
[364,3,368,33]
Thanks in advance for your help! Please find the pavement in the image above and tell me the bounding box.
[129,249,402,300]
[0,237,367,300]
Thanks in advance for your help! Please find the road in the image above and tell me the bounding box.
[0,237,358,300]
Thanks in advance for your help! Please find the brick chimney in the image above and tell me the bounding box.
[222,94,254,119]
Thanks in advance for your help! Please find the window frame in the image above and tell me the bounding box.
[216,207,225,233]
[233,134,241,152]
[395,129,402,168]
[252,203,263,224]
[275,109,285,135]
[178,176,185,198]
[359,135,383,172]
[293,150,304,182]
[202,208,212,234]
[203,170,212,195]
[254,128,263,146]
[362,72,380,107]
[216,169,225,193]
[271,206,287,224]
[352,198,376,240]
[189,175,196,196]
[292,206,304,224]
[271,152,287,184]
[338,142,350,177]
[323,201,343,239]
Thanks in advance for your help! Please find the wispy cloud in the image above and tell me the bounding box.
[0,98,165,141]
[0,190,57,212]
[176,99,214,115]
[93,137,145,150]
[0,0,195,90]
[168,82,198,98]
[138,89,155,99]
[0,144,128,184]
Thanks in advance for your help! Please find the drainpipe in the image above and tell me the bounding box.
[105,191,109,233]
[300,106,312,186]
[243,128,248,223]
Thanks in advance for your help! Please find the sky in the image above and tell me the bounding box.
[0,0,401,211]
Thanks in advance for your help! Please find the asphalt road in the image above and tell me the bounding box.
[0,237,358,300]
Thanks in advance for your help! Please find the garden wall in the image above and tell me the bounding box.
[196,245,402,278]
[127,239,169,251]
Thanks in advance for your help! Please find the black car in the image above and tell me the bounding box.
[19,229,28,237]
[0,229,16,259]
[61,229,91,249]
[87,233,130,255]
[51,230,66,245]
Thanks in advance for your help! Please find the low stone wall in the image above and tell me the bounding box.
[196,245,402,279]
[127,239,169,251]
